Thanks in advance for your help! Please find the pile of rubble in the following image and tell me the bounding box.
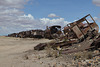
[7,25,62,39]
[7,14,100,67]
[8,14,100,53]
[8,14,99,40]
[32,14,100,67]
[34,14,100,51]
[7,14,100,53]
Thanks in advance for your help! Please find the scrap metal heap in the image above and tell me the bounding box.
[7,26,62,39]
[34,14,100,54]
[8,29,45,38]
[63,14,99,42]
[44,25,62,39]
[7,14,100,53]
[8,14,99,40]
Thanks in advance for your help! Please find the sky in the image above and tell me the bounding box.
[0,0,100,35]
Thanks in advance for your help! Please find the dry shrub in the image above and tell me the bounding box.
[23,54,29,60]
[74,51,93,60]
[84,52,93,59]
[74,52,81,60]
[45,44,60,58]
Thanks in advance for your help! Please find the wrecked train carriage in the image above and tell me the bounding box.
[44,25,62,39]
[7,30,45,38]
[8,33,18,37]
[17,31,26,38]
[17,30,45,38]
[31,30,45,38]
[63,14,99,41]
[34,14,100,53]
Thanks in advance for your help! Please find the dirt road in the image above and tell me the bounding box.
[0,36,51,67]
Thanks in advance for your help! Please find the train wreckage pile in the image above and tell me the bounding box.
[8,14,100,54]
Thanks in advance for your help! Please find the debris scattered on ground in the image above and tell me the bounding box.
[7,14,100,67]
[33,14,100,67]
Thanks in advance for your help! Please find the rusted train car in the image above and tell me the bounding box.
[8,30,45,38]
[7,14,99,40]
[63,14,99,41]
[44,25,62,39]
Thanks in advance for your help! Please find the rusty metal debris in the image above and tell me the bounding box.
[63,14,99,42]
[8,25,62,39]
[7,14,100,54]
[8,29,45,38]
[8,14,99,40]
[33,14,100,54]
[44,25,62,39]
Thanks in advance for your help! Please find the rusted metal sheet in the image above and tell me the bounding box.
[61,39,94,54]
[34,43,47,50]
[34,39,78,51]
[72,25,84,39]
[63,14,99,40]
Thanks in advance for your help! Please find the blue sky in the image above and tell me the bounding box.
[24,0,100,28]
[24,0,100,20]
[0,0,100,35]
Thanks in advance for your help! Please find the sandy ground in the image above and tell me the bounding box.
[1,36,100,67]
[0,36,52,67]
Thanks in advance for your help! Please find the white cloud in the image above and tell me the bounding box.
[93,17,98,20]
[48,13,59,18]
[0,0,30,35]
[0,0,29,8]
[0,9,19,14]
[93,0,100,6]
[40,18,70,28]
[20,14,34,20]
[92,17,100,22]
[0,13,70,35]
[0,0,71,35]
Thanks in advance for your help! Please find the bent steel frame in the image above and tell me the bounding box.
[63,14,99,40]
